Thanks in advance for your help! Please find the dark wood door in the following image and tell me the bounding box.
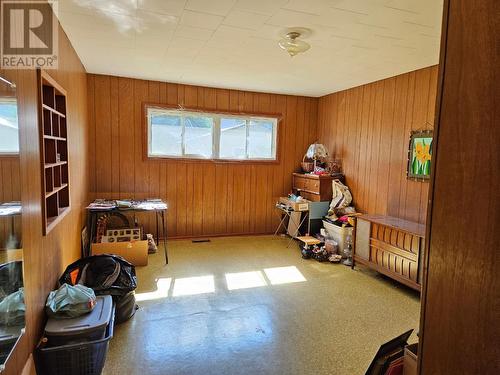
[419,0,500,374]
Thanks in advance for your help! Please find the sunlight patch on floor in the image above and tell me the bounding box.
[136,278,172,302]
[225,271,267,290]
[172,275,215,297]
[134,266,307,302]
[264,266,307,285]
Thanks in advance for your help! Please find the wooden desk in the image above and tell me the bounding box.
[85,199,168,264]
[354,214,425,291]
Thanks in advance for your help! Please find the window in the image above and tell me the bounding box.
[147,107,278,161]
[0,98,19,154]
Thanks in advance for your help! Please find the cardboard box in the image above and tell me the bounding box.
[278,197,309,211]
[403,343,418,375]
[91,240,148,266]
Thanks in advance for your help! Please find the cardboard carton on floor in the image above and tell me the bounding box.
[91,240,148,266]
[278,197,310,211]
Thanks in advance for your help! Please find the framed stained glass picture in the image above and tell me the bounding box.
[407,130,433,181]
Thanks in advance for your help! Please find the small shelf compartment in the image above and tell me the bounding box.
[61,164,68,184]
[44,139,56,163]
[59,117,67,138]
[56,140,68,162]
[38,70,70,235]
[42,85,55,109]
[45,168,53,193]
[55,94,66,115]
[43,109,52,136]
[53,165,61,188]
[45,183,68,199]
[52,113,59,137]
[58,186,69,208]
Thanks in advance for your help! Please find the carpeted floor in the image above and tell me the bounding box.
[103,235,420,375]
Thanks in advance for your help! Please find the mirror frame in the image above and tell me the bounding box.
[0,75,25,373]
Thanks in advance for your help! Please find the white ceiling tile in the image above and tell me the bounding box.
[167,37,205,57]
[135,28,175,49]
[60,0,138,16]
[180,10,224,30]
[58,11,135,39]
[57,0,95,16]
[161,56,195,72]
[248,24,282,41]
[210,25,252,42]
[233,0,288,16]
[384,0,439,14]
[223,10,269,31]
[134,10,177,48]
[174,25,214,41]
[333,0,381,16]
[169,36,206,49]
[135,9,179,27]
[283,0,340,16]
[57,0,443,96]
[266,9,322,29]
[137,0,187,16]
[185,0,236,16]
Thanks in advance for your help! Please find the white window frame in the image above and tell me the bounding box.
[0,97,19,155]
[146,106,278,161]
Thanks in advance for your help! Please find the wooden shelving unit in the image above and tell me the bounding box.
[37,70,70,235]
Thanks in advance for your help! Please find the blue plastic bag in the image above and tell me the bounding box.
[45,284,96,319]
[0,287,25,326]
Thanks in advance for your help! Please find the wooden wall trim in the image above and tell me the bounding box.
[141,102,283,165]
[143,101,284,119]
[418,0,499,373]
[418,0,449,372]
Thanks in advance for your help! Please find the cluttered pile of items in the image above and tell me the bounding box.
[276,142,360,264]
[35,254,138,375]
[297,177,358,265]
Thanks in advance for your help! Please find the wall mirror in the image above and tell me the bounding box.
[0,75,24,368]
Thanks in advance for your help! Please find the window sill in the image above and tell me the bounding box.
[146,155,280,165]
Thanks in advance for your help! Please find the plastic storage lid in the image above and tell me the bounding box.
[0,325,23,344]
[45,295,113,336]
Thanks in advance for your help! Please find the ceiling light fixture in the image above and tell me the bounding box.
[278,28,312,57]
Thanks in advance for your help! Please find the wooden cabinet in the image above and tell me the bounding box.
[354,214,425,291]
[292,173,343,202]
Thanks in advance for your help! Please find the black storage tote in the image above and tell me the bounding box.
[44,295,113,347]
[36,296,115,375]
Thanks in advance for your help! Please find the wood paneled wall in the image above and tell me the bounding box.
[0,156,21,247]
[317,66,438,224]
[87,75,318,238]
[0,5,89,374]
[419,0,500,373]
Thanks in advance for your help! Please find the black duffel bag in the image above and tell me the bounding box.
[59,255,138,323]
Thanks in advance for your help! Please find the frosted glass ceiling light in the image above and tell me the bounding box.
[278,28,311,57]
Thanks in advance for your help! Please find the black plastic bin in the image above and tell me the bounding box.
[35,305,115,375]
[44,295,113,347]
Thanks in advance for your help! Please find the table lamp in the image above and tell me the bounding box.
[305,142,328,170]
